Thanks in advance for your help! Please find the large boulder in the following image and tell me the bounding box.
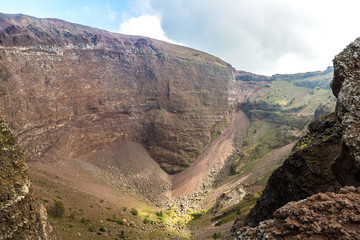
[331,38,360,186]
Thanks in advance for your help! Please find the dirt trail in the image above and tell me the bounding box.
[171,110,250,198]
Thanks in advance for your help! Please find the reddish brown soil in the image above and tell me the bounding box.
[29,161,147,209]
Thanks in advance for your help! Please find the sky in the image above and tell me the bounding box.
[1,0,360,75]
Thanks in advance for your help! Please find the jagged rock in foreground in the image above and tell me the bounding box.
[242,113,342,227]
[0,119,58,240]
[331,38,360,187]
[237,186,360,240]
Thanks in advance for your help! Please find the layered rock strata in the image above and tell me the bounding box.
[0,119,58,240]
[0,13,236,174]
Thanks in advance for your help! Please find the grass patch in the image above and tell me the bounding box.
[213,232,223,239]
[214,194,260,226]
[232,120,297,174]
[131,208,138,216]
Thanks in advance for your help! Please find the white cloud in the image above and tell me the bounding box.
[127,0,360,74]
[119,15,178,44]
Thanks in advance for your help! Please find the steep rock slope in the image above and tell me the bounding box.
[0,119,58,240]
[0,13,236,174]
[239,38,360,229]
[331,39,360,186]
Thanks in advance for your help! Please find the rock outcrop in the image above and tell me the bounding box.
[331,38,360,187]
[0,13,237,174]
[0,119,58,240]
[237,186,360,240]
[236,38,360,232]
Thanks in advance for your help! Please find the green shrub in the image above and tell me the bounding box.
[88,226,95,232]
[213,232,222,239]
[191,211,204,220]
[81,217,90,224]
[99,226,106,232]
[156,211,163,217]
[131,208,138,215]
[119,230,127,239]
[53,200,65,217]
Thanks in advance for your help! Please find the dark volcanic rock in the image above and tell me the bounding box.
[237,186,360,240]
[331,38,360,186]
[243,113,342,227]
[0,13,237,174]
[0,119,59,240]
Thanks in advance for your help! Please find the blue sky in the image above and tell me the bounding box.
[2,0,360,75]
[1,0,130,32]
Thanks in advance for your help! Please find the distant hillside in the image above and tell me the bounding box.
[232,67,335,176]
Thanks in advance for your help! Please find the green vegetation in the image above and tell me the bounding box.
[106,215,124,225]
[190,210,205,220]
[88,226,95,232]
[156,211,163,217]
[232,120,296,174]
[131,208,138,215]
[296,133,315,150]
[210,116,230,144]
[80,217,90,224]
[213,232,223,239]
[214,193,260,227]
[118,230,127,240]
[52,200,65,218]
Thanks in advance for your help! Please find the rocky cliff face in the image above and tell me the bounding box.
[331,39,360,186]
[238,38,360,230]
[0,13,237,174]
[0,119,58,240]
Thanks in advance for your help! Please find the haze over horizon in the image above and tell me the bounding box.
[2,0,360,75]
